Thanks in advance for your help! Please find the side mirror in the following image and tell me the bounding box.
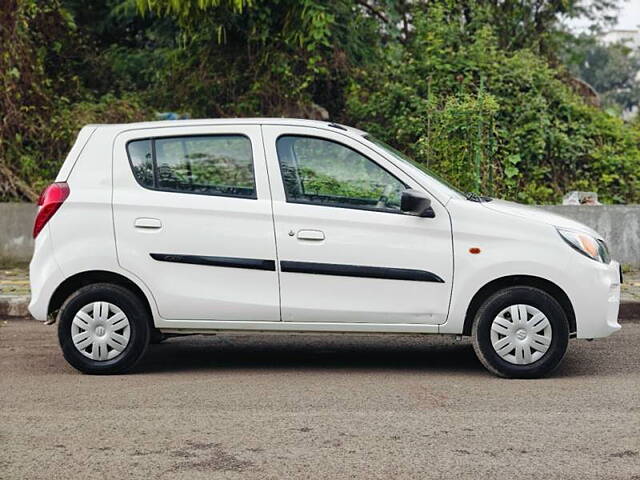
[401,189,435,218]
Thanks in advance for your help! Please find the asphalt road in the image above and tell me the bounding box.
[1,318,639,480]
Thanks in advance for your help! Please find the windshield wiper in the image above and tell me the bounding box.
[464,192,493,202]
[465,192,483,202]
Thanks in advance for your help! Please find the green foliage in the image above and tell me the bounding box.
[1,0,68,200]
[562,33,640,113]
[1,0,639,204]
[24,94,150,195]
[345,5,640,203]
[432,0,619,54]
[136,0,251,20]
[0,0,150,200]
[121,0,382,118]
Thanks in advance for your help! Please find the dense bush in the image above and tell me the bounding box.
[345,6,640,203]
[0,0,149,200]
[1,0,638,203]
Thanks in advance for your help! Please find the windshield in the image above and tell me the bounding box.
[363,134,465,200]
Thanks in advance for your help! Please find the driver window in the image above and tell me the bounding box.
[276,135,406,212]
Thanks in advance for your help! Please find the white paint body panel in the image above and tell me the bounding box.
[28,118,620,341]
[440,198,621,338]
[262,125,453,324]
[31,127,162,323]
[55,125,96,182]
[112,124,280,322]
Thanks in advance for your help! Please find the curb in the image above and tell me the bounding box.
[1,296,640,322]
[0,295,30,318]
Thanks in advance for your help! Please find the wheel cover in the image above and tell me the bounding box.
[490,304,552,365]
[71,302,131,361]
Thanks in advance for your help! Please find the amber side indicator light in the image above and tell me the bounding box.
[469,247,481,254]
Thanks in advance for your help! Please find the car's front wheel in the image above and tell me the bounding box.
[472,286,569,378]
[57,283,150,374]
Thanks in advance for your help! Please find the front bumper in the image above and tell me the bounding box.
[569,258,621,339]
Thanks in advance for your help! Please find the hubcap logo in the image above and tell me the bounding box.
[95,326,106,336]
[516,328,527,341]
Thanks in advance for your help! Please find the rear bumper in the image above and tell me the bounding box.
[28,226,65,321]
[570,258,621,339]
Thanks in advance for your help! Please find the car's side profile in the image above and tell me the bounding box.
[29,119,622,378]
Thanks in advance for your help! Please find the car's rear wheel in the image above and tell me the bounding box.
[58,283,150,374]
[472,286,569,378]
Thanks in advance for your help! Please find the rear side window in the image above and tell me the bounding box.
[126,135,256,199]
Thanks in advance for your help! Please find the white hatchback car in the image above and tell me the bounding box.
[29,119,621,377]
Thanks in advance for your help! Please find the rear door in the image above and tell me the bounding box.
[262,125,453,325]
[112,124,280,321]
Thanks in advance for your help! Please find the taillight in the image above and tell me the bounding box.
[33,182,70,238]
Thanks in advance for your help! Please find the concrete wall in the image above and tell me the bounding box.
[0,203,36,263]
[0,203,639,266]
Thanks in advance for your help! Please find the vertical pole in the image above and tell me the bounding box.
[474,76,484,193]
[426,76,432,168]
[488,116,494,196]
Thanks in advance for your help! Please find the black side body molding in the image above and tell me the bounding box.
[280,261,444,283]
[150,253,276,271]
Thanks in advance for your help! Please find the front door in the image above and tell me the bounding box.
[262,125,453,324]
[112,124,280,321]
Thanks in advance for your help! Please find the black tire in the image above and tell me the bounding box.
[57,283,150,374]
[472,286,569,379]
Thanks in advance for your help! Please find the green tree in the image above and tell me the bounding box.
[0,0,149,201]
[345,4,640,203]
[563,34,640,114]
[122,0,387,117]
[2,0,639,204]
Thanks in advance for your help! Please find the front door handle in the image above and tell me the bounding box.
[134,217,162,229]
[296,229,325,241]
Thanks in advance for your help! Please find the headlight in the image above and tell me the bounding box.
[557,228,611,263]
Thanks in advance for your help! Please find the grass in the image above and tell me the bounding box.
[0,261,30,296]
[0,257,29,270]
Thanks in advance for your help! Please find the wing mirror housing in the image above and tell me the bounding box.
[401,189,435,218]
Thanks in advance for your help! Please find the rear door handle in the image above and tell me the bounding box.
[296,229,325,241]
[134,217,162,229]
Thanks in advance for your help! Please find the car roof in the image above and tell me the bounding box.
[89,118,367,136]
